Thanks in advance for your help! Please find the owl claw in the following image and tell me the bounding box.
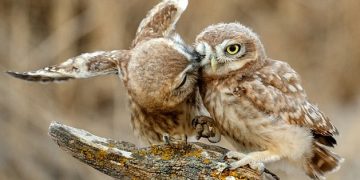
[229,161,264,173]
[225,151,265,173]
[226,151,246,159]
[192,116,221,143]
[202,124,211,137]
[162,134,171,144]
[162,134,188,145]
[207,128,221,143]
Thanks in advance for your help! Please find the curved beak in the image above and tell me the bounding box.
[210,55,218,72]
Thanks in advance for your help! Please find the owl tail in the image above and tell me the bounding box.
[304,143,344,180]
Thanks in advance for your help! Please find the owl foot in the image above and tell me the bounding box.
[226,151,247,159]
[192,116,221,143]
[162,134,187,145]
[162,134,171,144]
[225,151,265,173]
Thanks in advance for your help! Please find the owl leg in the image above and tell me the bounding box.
[180,134,188,144]
[162,134,171,144]
[226,150,281,172]
[192,116,221,143]
[162,134,188,144]
[226,151,247,159]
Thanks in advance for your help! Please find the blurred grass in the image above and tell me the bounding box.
[0,0,359,179]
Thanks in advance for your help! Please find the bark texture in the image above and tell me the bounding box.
[48,122,278,180]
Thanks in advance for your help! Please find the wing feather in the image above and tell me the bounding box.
[234,59,338,137]
[132,0,188,46]
[7,50,129,83]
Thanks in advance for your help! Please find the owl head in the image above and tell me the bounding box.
[195,23,267,77]
[127,38,200,112]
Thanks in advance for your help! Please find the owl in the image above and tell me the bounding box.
[194,23,343,179]
[7,0,220,145]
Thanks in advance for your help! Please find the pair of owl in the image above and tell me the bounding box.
[8,0,343,179]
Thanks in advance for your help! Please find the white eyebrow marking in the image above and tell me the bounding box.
[197,42,212,66]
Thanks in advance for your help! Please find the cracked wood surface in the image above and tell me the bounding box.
[48,122,278,180]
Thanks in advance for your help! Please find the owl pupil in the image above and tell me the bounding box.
[226,44,240,55]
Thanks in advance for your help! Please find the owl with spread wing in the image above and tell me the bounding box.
[7,0,220,145]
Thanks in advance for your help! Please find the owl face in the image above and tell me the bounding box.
[127,38,199,112]
[195,23,266,77]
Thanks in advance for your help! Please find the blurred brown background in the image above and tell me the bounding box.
[0,0,359,179]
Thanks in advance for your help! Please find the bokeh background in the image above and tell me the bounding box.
[0,0,359,179]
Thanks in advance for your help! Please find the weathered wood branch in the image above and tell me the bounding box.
[48,122,278,180]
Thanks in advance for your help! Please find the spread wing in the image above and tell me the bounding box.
[132,0,188,46]
[7,50,130,83]
[234,59,338,146]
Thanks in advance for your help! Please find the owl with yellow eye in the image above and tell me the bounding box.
[195,23,343,180]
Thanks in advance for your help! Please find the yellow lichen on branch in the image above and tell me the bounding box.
[48,122,278,180]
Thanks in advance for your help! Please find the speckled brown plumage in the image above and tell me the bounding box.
[195,23,343,179]
[123,0,214,144]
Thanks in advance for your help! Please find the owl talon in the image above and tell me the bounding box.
[162,134,171,144]
[192,116,221,143]
[250,161,265,173]
[229,160,264,173]
[162,134,188,144]
[208,127,221,143]
[226,151,265,173]
[181,134,188,144]
[202,124,211,137]
[226,151,246,160]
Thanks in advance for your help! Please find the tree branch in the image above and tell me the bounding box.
[48,122,278,180]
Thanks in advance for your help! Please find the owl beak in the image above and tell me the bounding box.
[211,56,218,72]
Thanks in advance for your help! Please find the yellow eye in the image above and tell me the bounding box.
[226,44,240,55]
